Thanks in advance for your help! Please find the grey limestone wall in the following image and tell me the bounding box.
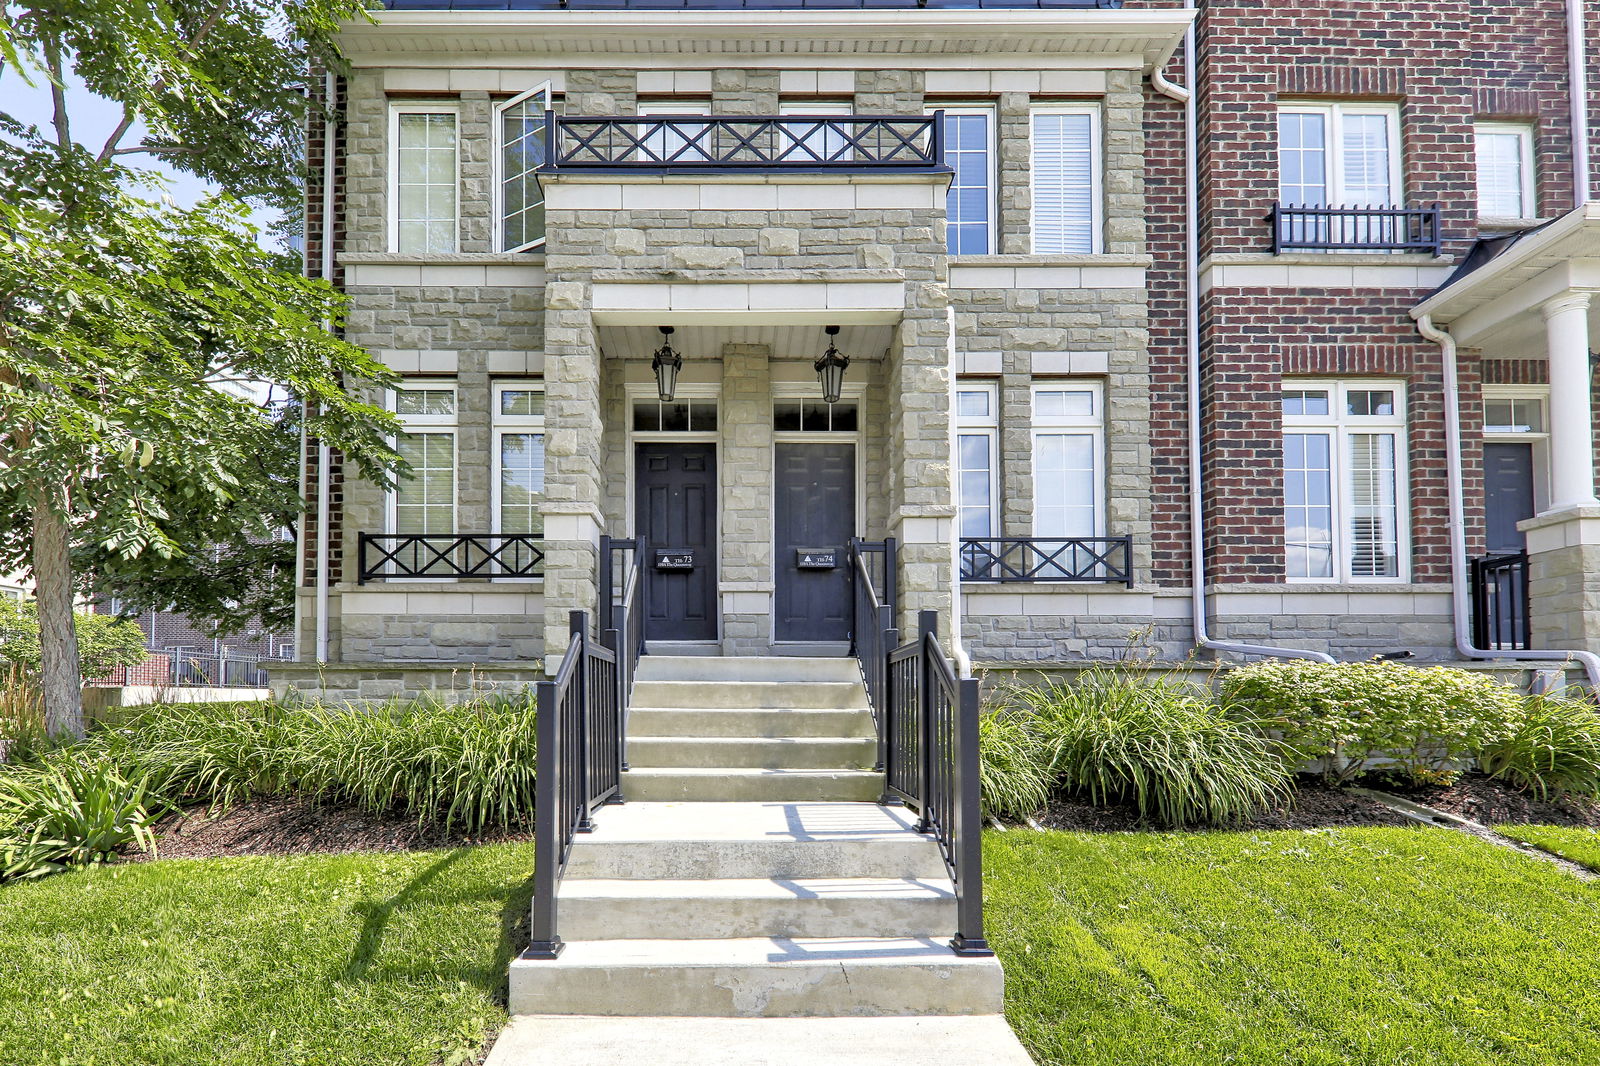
[339,611,544,663]
[269,661,542,705]
[1530,543,1600,651]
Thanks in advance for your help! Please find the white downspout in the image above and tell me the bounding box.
[314,69,336,664]
[1414,313,1600,689]
[947,304,973,678]
[1156,9,1335,665]
[1570,0,1592,207]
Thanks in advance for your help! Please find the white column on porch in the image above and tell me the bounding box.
[1542,292,1600,511]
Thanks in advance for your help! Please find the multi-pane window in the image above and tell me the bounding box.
[779,103,854,164]
[941,109,994,255]
[773,401,856,432]
[498,86,551,252]
[634,397,719,432]
[1281,382,1408,582]
[1030,108,1101,254]
[495,384,546,541]
[1032,383,1103,539]
[637,101,711,164]
[1277,102,1400,208]
[1475,123,1535,220]
[391,383,457,535]
[955,384,999,538]
[391,107,458,254]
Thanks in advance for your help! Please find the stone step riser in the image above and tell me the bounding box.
[635,657,863,684]
[625,770,882,803]
[630,680,869,711]
[627,736,877,771]
[557,892,957,941]
[626,708,874,739]
[563,840,948,881]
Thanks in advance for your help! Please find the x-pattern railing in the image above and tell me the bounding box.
[358,533,545,582]
[960,536,1133,586]
[543,111,945,171]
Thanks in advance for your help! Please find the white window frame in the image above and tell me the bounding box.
[955,381,1000,539]
[935,105,997,256]
[1482,385,1552,515]
[779,101,855,164]
[491,380,547,536]
[1030,380,1105,538]
[1281,380,1411,584]
[386,379,459,539]
[1474,122,1537,222]
[388,103,460,254]
[1276,100,1403,208]
[1029,106,1103,255]
[636,100,712,164]
[494,83,553,253]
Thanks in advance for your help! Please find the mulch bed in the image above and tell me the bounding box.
[1036,776,1415,833]
[141,797,533,861]
[1368,771,1600,828]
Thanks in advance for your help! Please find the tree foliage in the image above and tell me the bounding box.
[0,599,147,681]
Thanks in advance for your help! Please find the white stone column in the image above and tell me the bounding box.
[1542,292,1600,511]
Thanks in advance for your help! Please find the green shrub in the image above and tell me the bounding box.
[1004,667,1291,828]
[0,598,147,680]
[1478,694,1600,801]
[977,707,1053,819]
[91,700,286,810]
[0,759,160,881]
[1221,660,1523,785]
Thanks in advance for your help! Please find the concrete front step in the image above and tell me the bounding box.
[484,1014,1036,1066]
[565,803,944,880]
[626,735,877,771]
[557,876,957,940]
[626,706,874,739]
[508,936,1005,1017]
[626,767,883,802]
[630,680,869,710]
[635,656,862,684]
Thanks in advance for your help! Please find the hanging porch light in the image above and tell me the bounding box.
[652,325,683,402]
[814,325,850,405]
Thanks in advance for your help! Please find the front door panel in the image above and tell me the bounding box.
[1484,441,1535,554]
[775,442,855,643]
[636,443,718,641]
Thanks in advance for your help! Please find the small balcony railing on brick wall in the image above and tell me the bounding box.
[358,533,545,582]
[1270,203,1442,255]
[541,111,946,172]
[959,536,1133,586]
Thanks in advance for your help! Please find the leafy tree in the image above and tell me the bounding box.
[0,599,148,681]
[0,1,401,737]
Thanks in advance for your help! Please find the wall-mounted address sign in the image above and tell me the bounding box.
[654,550,695,571]
[796,549,838,570]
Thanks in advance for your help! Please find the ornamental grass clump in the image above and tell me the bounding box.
[0,758,160,882]
[1221,660,1524,785]
[977,707,1054,819]
[1004,666,1291,828]
[1477,693,1600,802]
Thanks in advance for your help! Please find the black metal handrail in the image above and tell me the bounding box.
[599,534,648,770]
[885,611,989,956]
[527,610,622,960]
[960,536,1132,586]
[1471,551,1531,652]
[848,537,898,773]
[542,111,945,171]
[357,532,545,582]
[1270,203,1442,255]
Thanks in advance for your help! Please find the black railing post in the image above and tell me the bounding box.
[357,532,369,585]
[1518,552,1532,649]
[884,536,898,620]
[528,672,564,959]
[949,673,992,956]
[598,534,614,621]
[1270,204,1284,255]
[915,610,937,835]
[571,610,596,833]
[930,109,946,169]
[544,109,558,169]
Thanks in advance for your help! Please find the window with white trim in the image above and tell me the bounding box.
[779,102,854,164]
[955,383,999,538]
[494,384,546,539]
[1032,382,1103,538]
[940,107,995,255]
[1277,102,1401,208]
[1281,382,1408,582]
[498,85,552,252]
[637,100,711,163]
[1475,123,1536,220]
[1030,108,1101,254]
[390,106,458,254]
[391,382,458,534]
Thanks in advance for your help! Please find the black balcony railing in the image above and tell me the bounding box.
[385,1,1121,10]
[357,533,545,581]
[542,112,945,172]
[1271,204,1442,255]
[959,536,1133,586]
[1471,551,1531,652]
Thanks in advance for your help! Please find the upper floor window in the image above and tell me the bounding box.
[780,102,855,164]
[1030,107,1101,254]
[390,106,458,254]
[390,382,457,534]
[956,383,999,538]
[498,85,552,252]
[494,384,546,547]
[637,100,711,164]
[1282,381,1408,582]
[1475,122,1535,221]
[1032,382,1103,538]
[1278,102,1400,208]
[941,108,995,256]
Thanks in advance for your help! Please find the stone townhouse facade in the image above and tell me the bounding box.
[275,0,1600,700]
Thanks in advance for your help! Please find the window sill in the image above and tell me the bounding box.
[341,252,546,266]
[949,253,1154,269]
[1205,251,1450,268]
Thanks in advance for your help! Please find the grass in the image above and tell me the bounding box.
[987,825,1600,1066]
[1496,824,1600,872]
[0,843,534,1066]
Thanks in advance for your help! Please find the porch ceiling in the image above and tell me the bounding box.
[596,321,893,362]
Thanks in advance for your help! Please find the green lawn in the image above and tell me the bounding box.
[1497,824,1600,872]
[986,826,1600,1066]
[0,844,533,1066]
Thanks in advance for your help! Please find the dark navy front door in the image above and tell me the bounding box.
[636,443,718,641]
[1484,442,1535,554]
[774,442,854,643]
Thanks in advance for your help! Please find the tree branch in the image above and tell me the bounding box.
[95,111,138,163]
[93,1,231,163]
[109,144,205,158]
[42,37,70,153]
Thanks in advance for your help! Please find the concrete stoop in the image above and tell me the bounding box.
[496,657,1027,1062]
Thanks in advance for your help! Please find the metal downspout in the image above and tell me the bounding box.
[1570,0,1592,207]
[1155,10,1334,665]
[947,304,973,678]
[315,70,336,664]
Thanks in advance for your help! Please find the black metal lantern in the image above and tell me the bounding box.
[652,326,683,402]
[814,325,849,405]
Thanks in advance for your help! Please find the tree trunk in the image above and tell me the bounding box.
[30,481,82,738]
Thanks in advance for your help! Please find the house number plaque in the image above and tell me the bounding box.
[796,549,838,570]
[654,550,695,571]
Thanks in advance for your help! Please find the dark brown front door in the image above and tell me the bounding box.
[774,442,855,643]
[636,443,718,641]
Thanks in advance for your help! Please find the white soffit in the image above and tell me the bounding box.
[1414,203,1600,326]
[339,10,1193,70]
